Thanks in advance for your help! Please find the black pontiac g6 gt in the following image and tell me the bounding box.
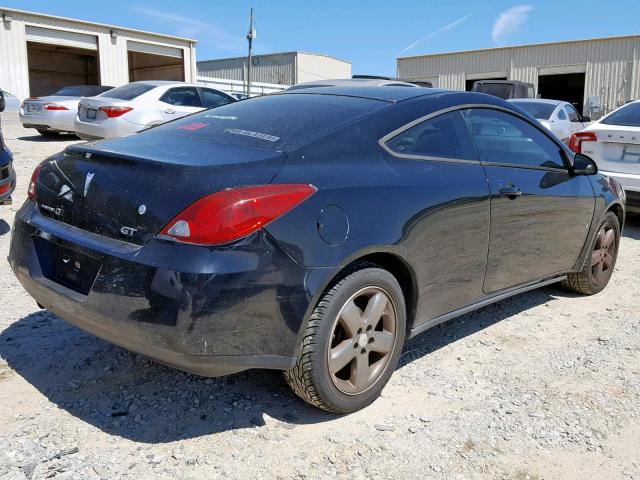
[9,87,625,412]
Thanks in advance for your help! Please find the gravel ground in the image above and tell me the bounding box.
[0,112,639,480]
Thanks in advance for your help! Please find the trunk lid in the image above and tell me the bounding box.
[583,125,640,175]
[35,139,287,245]
[22,96,81,115]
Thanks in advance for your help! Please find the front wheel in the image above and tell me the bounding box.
[285,265,406,413]
[562,211,620,294]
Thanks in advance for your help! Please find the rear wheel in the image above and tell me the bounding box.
[562,211,620,294]
[285,265,406,413]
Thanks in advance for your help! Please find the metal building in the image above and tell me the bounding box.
[0,7,197,100]
[198,51,352,87]
[397,35,640,118]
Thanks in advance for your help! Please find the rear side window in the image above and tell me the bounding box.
[565,105,580,122]
[557,108,567,120]
[463,108,566,169]
[384,111,476,160]
[601,102,640,127]
[145,93,387,151]
[201,89,234,108]
[100,83,155,101]
[512,101,556,120]
[160,87,202,107]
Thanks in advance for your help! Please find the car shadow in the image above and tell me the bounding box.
[0,284,564,443]
[623,214,640,240]
[16,134,79,142]
[0,219,10,236]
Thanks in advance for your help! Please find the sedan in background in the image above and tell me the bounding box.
[74,81,236,140]
[10,87,624,413]
[509,98,589,142]
[20,85,114,137]
[0,90,15,205]
[570,100,640,212]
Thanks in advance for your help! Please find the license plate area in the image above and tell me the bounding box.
[33,237,101,295]
[26,104,41,113]
[86,108,97,120]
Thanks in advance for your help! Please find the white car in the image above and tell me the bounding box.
[509,98,589,142]
[19,85,114,137]
[74,81,236,140]
[570,100,640,213]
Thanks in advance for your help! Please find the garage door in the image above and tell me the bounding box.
[127,41,184,82]
[25,26,97,51]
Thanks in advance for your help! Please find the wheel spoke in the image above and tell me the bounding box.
[352,354,370,390]
[591,250,602,267]
[603,229,615,249]
[369,331,394,354]
[363,292,387,327]
[340,300,363,336]
[603,252,613,269]
[329,339,356,372]
[595,229,605,248]
[593,261,604,279]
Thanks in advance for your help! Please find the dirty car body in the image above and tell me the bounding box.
[0,90,16,205]
[9,87,625,379]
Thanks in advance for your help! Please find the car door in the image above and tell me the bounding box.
[553,106,573,141]
[565,104,585,136]
[158,87,204,122]
[462,107,595,293]
[380,109,491,321]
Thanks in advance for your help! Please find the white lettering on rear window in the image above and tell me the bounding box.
[224,128,280,142]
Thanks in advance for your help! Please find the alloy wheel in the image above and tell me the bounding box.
[591,222,616,285]
[327,286,397,395]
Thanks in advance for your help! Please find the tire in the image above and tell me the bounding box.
[562,211,620,295]
[285,264,406,413]
[36,129,59,137]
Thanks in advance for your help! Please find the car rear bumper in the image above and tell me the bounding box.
[9,202,316,376]
[601,170,640,213]
[19,109,77,133]
[74,117,141,140]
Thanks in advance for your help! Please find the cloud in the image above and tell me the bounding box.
[491,5,533,44]
[401,13,473,54]
[131,6,243,51]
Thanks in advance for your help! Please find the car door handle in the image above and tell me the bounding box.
[499,186,522,199]
[163,109,176,114]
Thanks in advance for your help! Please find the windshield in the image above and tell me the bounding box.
[512,101,557,120]
[53,85,113,97]
[474,83,513,99]
[601,102,640,127]
[142,93,388,152]
[100,83,156,101]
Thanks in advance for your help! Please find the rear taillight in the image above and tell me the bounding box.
[44,103,69,111]
[569,131,597,153]
[27,163,44,200]
[99,106,133,118]
[0,183,10,195]
[159,184,317,246]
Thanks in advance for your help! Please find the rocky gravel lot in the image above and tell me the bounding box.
[0,112,639,480]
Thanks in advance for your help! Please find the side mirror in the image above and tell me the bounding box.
[0,91,5,113]
[571,153,598,176]
[581,116,591,122]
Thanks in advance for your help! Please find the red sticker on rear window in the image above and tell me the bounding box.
[178,122,209,131]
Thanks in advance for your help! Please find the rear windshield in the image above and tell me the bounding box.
[601,102,640,127]
[54,85,113,97]
[474,83,513,99]
[146,93,387,151]
[100,83,156,101]
[511,101,556,120]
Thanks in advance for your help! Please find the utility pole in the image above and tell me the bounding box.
[246,8,256,97]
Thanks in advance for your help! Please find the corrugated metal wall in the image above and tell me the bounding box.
[0,9,196,99]
[198,53,297,85]
[398,36,640,115]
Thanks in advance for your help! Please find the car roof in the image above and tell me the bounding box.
[281,86,444,103]
[509,98,565,106]
[288,78,419,89]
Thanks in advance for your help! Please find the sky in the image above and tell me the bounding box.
[5,0,640,77]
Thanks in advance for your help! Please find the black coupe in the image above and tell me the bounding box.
[9,87,625,412]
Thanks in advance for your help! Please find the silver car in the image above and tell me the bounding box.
[19,85,114,137]
[74,81,236,140]
[286,78,420,90]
